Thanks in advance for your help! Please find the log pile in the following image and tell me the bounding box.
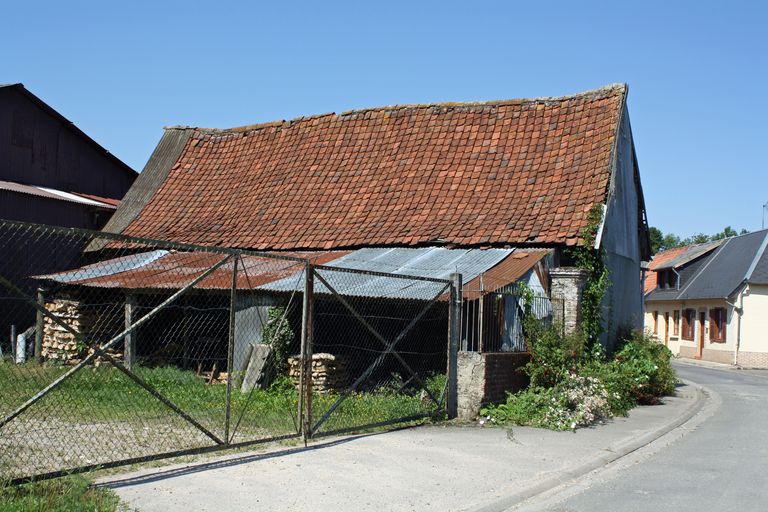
[288,353,349,392]
[42,299,123,366]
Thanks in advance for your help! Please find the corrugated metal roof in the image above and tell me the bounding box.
[37,251,345,291]
[262,247,511,299]
[38,247,527,300]
[0,180,118,209]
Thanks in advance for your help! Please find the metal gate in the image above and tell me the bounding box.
[0,220,459,483]
[301,265,453,438]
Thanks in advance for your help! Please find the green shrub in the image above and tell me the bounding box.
[611,330,676,403]
[482,326,676,430]
[524,321,587,389]
[262,306,295,376]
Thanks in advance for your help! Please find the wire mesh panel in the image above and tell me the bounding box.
[460,287,560,353]
[307,266,451,437]
[0,219,306,482]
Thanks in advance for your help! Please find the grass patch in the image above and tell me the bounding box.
[1,363,446,479]
[0,476,122,512]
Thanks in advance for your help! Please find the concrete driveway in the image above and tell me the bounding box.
[99,380,702,512]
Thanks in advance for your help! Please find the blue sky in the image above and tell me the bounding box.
[3,1,766,237]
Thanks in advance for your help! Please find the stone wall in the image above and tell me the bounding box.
[457,351,530,421]
[549,267,589,334]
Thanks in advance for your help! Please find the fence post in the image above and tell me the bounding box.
[478,273,485,353]
[34,288,45,364]
[224,256,239,444]
[124,294,136,370]
[447,273,462,419]
[298,262,314,444]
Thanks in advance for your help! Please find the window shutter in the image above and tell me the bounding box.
[709,310,717,341]
[720,309,726,341]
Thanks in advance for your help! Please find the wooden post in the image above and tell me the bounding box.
[447,273,462,419]
[298,262,314,444]
[34,288,45,364]
[124,294,137,370]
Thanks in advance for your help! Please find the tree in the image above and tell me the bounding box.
[648,226,749,255]
[711,226,739,241]
[661,233,682,251]
[649,226,663,254]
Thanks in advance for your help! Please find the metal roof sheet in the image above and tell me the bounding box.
[0,180,119,209]
[260,247,511,299]
[38,247,523,300]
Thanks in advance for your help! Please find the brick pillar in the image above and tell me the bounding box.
[550,267,590,334]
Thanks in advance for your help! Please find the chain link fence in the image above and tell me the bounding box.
[0,220,457,483]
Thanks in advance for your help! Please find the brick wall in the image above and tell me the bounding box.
[457,351,530,420]
[482,352,531,404]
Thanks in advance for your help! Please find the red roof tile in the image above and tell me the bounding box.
[643,246,690,295]
[118,85,627,250]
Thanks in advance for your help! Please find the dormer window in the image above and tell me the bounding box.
[656,269,678,290]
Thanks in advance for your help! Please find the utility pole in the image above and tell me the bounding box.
[763,201,768,230]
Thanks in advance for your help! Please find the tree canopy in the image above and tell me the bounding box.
[649,226,748,255]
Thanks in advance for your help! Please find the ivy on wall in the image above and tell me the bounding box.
[566,204,609,356]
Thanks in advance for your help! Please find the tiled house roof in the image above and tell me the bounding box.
[643,246,696,294]
[106,85,629,251]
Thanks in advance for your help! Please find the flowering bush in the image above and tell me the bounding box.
[481,373,611,431]
[479,328,675,430]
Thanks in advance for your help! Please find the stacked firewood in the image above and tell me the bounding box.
[42,299,123,366]
[42,300,92,363]
[288,353,349,392]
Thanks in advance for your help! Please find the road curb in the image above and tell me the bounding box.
[474,380,708,512]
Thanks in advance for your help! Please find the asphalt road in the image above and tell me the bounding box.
[521,363,768,512]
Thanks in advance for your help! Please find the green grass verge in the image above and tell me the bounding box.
[0,476,122,512]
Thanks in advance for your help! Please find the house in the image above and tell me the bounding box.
[95,83,650,350]
[0,83,137,355]
[644,229,768,368]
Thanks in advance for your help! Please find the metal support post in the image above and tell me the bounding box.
[478,272,485,353]
[298,263,314,444]
[224,256,239,444]
[447,272,462,419]
[124,294,137,370]
[34,288,45,364]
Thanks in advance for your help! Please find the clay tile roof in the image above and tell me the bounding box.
[110,84,627,251]
[644,246,689,295]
